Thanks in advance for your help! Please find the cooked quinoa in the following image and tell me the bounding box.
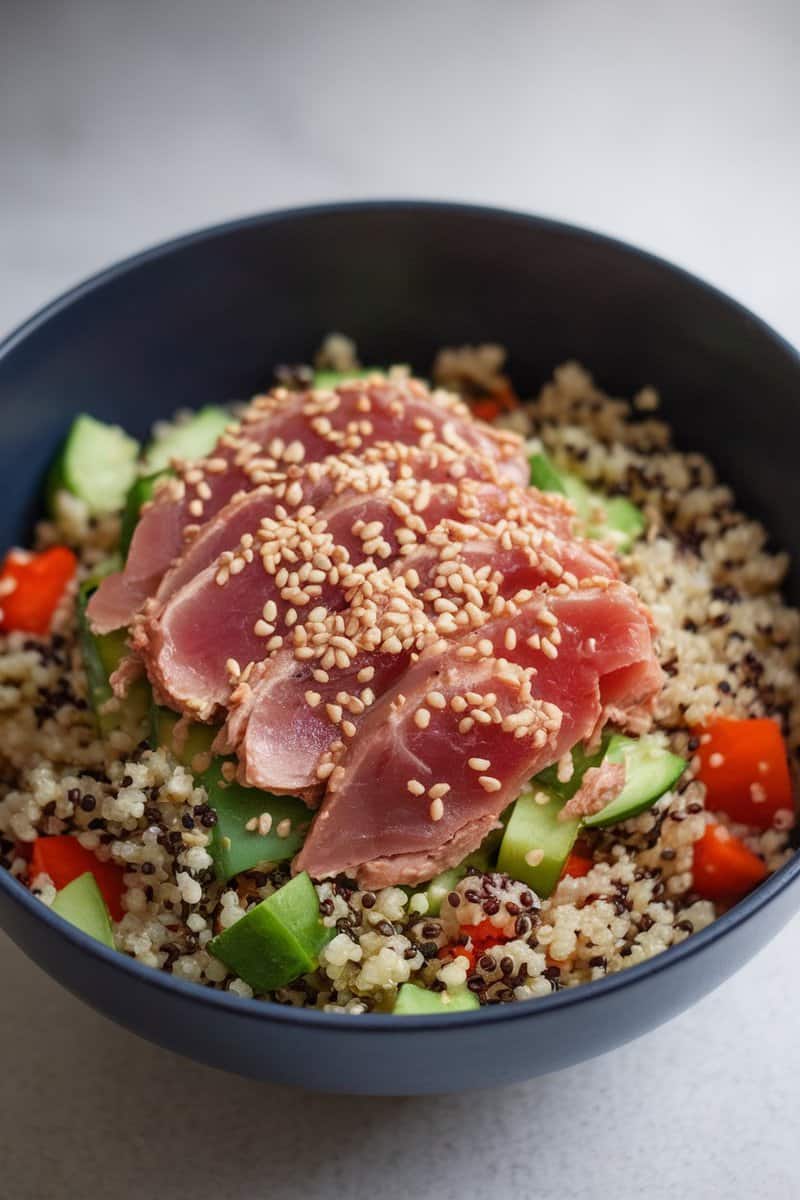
[0,347,796,1013]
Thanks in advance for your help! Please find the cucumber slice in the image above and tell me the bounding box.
[393,982,479,1015]
[584,734,686,828]
[529,452,567,495]
[208,871,332,993]
[497,785,581,897]
[51,871,115,948]
[313,368,381,389]
[77,581,149,734]
[202,761,308,882]
[528,450,645,552]
[47,415,140,515]
[142,406,231,473]
[408,827,503,915]
[120,471,167,559]
[149,704,218,769]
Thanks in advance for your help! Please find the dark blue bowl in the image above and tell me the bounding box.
[1,202,798,1094]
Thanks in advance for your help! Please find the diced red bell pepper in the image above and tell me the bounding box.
[691,821,768,904]
[30,835,125,921]
[0,546,77,635]
[561,851,594,880]
[693,717,794,830]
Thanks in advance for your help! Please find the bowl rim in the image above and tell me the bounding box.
[1,197,799,1034]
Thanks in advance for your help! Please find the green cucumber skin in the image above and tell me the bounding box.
[584,735,686,828]
[51,872,115,948]
[528,450,644,550]
[77,583,148,734]
[208,872,332,993]
[203,763,308,882]
[529,453,567,495]
[393,982,479,1015]
[147,708,308,881]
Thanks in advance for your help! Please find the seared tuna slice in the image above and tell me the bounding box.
[137,479,520,721]
[87,378,528,633]
[293,583,661,886]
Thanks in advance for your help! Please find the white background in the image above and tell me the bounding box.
[1,3,799,1197]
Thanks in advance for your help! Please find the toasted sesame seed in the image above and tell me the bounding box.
[429,783,451,800]
[414,708,431,729]
[426,691,446,709]
[429,798,444,821]
[407,779,426,796]
[468,757,491,771]
[478,776,502,793]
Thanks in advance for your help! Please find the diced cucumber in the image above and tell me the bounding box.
[208,871,332,993]
[393,982,479,1015]
[120,471,167,559]
[313,368,381,389]
[47,414,140,516]
[77,580,149,734]
[584,734,686,828]
[149,704,218,769]
[141,406,231,473]
[51,871,115,948]
[529,450,645,552]
[407,827,503,915]
[529,452,567,496]
[497,785,581,897]
[202,762,309,882]
[147,707,309,880]
[532,736,608,803]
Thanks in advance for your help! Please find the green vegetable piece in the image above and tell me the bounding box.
[584,734,686,828]
[529,452,567,495]
[312,368,382,389]
[51,871,115,948]
[497,785,581,898]
[149,704,218,769]
[142,406,231,473]
[202,762,308,882]
[208,872,332,993]
[527,450,644,552]
[77,581,149,734]
[603,496,646,549]
[415,867,464,917]
[47,414,140,516]
[120,471,168,558]
[393,982,479,1015]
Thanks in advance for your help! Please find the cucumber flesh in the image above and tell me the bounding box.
[497,786,581,897]
[393,982,479,1015]
[529,452,567,496]
[51,872,115,948]
[529,450,645,552]
[142,406,231,473]
[584,734,686,828]
[77,581,149,734]
[208,871,332,993]
[120,472,167,559]
[149,704,218,769]
[47,414,140,516]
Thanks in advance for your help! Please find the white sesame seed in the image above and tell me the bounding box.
[426,691,446,709]
[468,757,491,771]
[429,783,451,800]
[414,709,431,730]
[429,798,444,821]
[478,776,502,793]
[709,752,725,768]
[524,848,544,867]
[276,819,292,838]
[305,691,322,708]
[407,779,426,796]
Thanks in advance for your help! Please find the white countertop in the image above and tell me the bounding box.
[1,3,798,1197]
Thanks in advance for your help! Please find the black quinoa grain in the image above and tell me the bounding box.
[375,920,395,938]
[464,889,481,903]
[200,810,217,827]
[639,913,654,931]
[121,775,133,788]
[141,862,155,875]
[447,891,461,908]
[589,955,607,969]
[181,813,195,830]
[419,941,439,960]
[499,956,514,976]
[515,915,531,937]
[319,898,335,917]
[421,922,441,940]
[519,890,534,909]
[479,954,496,971]
[360,891,376,909]
[88,818,105,830]
[483,897,500,916]
[80,794,96,812]
[661,848,677,861]
[543,965,561,982]
[676,919,694,933]
[67,788,81,805]
[466,976,484,993]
